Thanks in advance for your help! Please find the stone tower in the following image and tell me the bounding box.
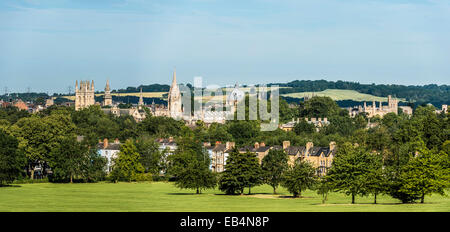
[168,68,182,119]
[387,95,398,114]
[138,87,144,110]
[75,80,95,111]
[103,80,112,107]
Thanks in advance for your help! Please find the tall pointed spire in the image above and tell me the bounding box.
[172,67,177,86]
[105,79,110,92]
[138,87,144,106]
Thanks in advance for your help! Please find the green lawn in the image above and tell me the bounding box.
[0,182,448,212]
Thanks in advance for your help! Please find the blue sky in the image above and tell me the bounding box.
[0,0,449,94]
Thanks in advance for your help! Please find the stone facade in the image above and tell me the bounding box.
[279,140,336,176]
[280,117,329,132]
[75,80,95,110]
[347,95,399,118]
[435,104,448,114]
[103,80,113,107]
[205,141,235,173]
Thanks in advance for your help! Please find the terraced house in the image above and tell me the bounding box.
[279,141,337,176]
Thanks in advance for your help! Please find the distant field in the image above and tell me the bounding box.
[282,89,406,102]
[61,88,404,103]
[0,182,448,212]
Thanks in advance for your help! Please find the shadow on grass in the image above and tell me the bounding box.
[0,184,22,188]
[167,193,198,195]
[278,195,314,199]
[311,202,407,206]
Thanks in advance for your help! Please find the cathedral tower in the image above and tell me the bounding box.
[75,80,95,110]
[103,80,112,107]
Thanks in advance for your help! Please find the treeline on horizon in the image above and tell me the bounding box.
[269,80,450,107]
[1,80,449,108]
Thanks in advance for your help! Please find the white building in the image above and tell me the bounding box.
[97,138,121,173]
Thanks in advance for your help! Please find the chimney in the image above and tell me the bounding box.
[103,138,109,149]
[318,117,322,122]
[114,138,119,144]
[216,141,221,145]
[329,141,336,151]
[282,141,290,150]
[323,117,328,123]
[169,137,173,142]
[260,142,266,147]
[311,117,316,122]
[203,142,211,147]
[254,142,260,149]
[226,141,235,150]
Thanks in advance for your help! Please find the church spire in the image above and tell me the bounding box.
[105,79,110,92]
[172,67,177,86]
[138,87,144,106]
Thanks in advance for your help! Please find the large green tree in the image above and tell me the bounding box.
[169,151,216,194]
[110,140,145,182]
[261,149,289,194]
[168,135,216,193]
[281,159,317,198]
[48,136,89,183]
[0,130,26,185]
[327,142,377,204]
[391,148,449,203]
[219,148,262,195]
[134,136,162,175]
[9,114,76,179]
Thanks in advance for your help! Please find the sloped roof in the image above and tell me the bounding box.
[97,142,121,151]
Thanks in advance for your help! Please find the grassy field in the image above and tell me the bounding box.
[0,182,448,212]
[282,89,406,102]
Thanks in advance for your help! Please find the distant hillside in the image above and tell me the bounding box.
[114,84,170,93]
[281,89,406,102]
[270,80,449,107]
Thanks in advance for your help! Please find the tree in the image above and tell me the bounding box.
[299,96,343,118]
[167,135,216,194]
[219,148,262,195]
[391,148,449,203]
[326,142,375,204]
[293,120,315,135]
[110,140,145,182]
[81,148,107,182]
[169,152,216,194]
[365,153,386,204]
[227,120,260,146]
[9,114,76,179]
[134,136,162,175]
[261,149,288,194]
[0,130,26,186]
[281,159,317,197]
[48,136,88,183]
[316,177,332,204]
